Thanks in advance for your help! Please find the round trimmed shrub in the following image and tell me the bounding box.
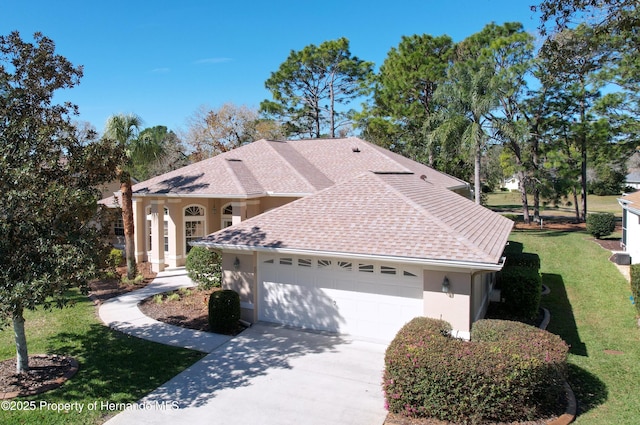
[185,246,221,289]
[383,317,568,424]
[208,289,240,334]
[586,212,616,239]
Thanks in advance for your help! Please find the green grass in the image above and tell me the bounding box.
[0,290,205,424]
[486,192,622,217]
[509,230,640,424]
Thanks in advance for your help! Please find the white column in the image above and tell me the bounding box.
[150,201,165,272]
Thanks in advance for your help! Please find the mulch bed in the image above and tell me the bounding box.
[0,355,78,400]
[0,263,156,399]
[138,287,214,332]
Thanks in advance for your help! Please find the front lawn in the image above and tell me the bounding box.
[509,230,640,425]
[0,290,205,424]
[486,192,622,217]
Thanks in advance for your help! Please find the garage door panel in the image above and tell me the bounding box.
[261,280,343,333]
[259,255,424,342]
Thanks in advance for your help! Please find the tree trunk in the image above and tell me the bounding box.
[581,137,588,222]
[533,185,541,223]
[329,73,336,138]
[518,171,530,224]
[572,186,580,223]
[13,308,28,373]
[474,142,482,205]
[121,176,137,280]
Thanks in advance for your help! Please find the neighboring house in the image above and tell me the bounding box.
[99,177,138,250]
[100,137,513,341]
[625,172,640,190]
[618,191,640,263]
[501,175,520,191]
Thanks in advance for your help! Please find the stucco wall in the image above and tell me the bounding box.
[221,252,256,323]
[624,209,640,264]
[423,270,471,336]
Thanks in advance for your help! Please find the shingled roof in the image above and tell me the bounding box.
[197,172,513,268]
[127,137,469,198]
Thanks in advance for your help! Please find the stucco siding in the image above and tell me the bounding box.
[625,209,640,264]
[423,270,471,337]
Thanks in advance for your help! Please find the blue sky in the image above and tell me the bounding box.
[3,0,542,134]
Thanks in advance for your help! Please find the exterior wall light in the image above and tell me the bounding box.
[233,256,240,271]
[441,276,450,293]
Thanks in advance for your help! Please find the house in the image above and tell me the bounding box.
[501,175,520,191]
[101,137,513,341]
[618,191,640,263]
[625,172,640,190]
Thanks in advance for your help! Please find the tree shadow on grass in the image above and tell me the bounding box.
[542,273,588,357]
[568,363,608,417]
[45,324,205,403]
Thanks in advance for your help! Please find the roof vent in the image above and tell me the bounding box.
[226,158,242,162]
[352,147,361,153]
[420,174,427,181]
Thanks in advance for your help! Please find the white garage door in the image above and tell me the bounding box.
[258,254,424,342]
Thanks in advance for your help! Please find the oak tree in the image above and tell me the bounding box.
[0,32,122,372]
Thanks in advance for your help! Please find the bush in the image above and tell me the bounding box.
[383,317,568,424]
[105,248,124,274]
[631,264,640,315]
[502,213,519,222]
[208,290,240,334]
[185,246,222,289]
[498,266,542,319]
[504,252,541,270]
[586,212,617,239]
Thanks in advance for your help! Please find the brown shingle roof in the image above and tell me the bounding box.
[198,172,512,267]
[126,138,468,198]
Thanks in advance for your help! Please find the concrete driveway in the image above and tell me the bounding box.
[105,323,388,425]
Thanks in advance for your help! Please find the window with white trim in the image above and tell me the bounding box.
[184,205,205,254]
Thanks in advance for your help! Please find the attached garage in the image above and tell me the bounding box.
[258,254,424,342]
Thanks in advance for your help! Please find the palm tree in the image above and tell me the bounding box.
[431,64,497,204]
[105,113,165,279]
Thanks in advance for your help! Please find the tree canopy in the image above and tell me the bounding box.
[261,37,373,139]
[0,31,122,372]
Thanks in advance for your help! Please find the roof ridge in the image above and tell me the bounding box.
[222,157,250,195]
[374,173,495,263]
[359,140,413,173]
[265,140,334,191]
[224,157,265,195]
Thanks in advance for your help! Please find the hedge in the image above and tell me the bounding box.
[498,266,542,319]
[504,252,541,270]
[383,317,568,424]
[631,264,640,315]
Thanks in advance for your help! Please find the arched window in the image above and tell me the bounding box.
[221,203,233,228]
[184,204,206,254]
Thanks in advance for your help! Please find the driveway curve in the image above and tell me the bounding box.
[99,269,388,425]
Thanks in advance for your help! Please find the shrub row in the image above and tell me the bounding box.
[631,264,640,315]
[498,266,542,319]
[504,252,541,269]
[383,317,568,424]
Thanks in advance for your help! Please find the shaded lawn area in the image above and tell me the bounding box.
[509,230,640,425]
[0,290,205,425]
[486,192,622,217]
